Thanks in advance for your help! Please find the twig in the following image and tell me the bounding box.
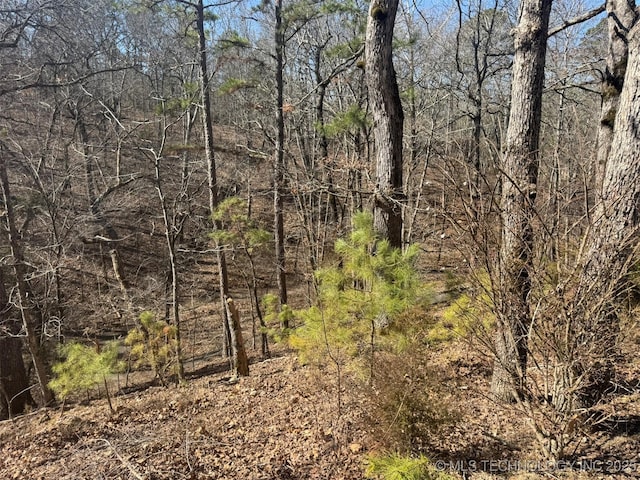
[481,430,522,451]
[185,430,193,473]
[95,438,147,480]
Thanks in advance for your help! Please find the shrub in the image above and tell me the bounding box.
[290,213,455,452]
[427,273,494,344]
[365,304,456,453]
[49,341,123,407]
[365,453,455,480]
[125,311,179,385]
[289,212,427,375]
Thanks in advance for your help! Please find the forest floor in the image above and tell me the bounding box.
[1,335,639,479]
[0,347,370,480]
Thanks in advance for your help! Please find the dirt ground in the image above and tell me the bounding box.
[0,349,370,480]
[2,336,639,479]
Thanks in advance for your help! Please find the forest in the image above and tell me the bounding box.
[1,0,640,478]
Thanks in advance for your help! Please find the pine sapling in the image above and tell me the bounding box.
[49,341,124,414]
[125,311,180,385]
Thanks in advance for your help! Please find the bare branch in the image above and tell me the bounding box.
[548,4,606,37]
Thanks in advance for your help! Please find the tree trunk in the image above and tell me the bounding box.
[196,0,233,354]
[365,0,404,248]
[77,117,130,302]
[595,0,637,190]
[0,268,34,419]
[274,0,289,319]
[0,155,55,406]
[566,21,640,406]
[0,335,31,419]
[491,0,552,402]
[225,298,250,377]
[246,252,269,357]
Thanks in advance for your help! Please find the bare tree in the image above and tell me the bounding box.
[0,152,55,405]
[184,0,234,353]
[274,0,288,318]
[491,0,553,401]
[454,0,512,237]
[146,129,188,381]
[0,267,34,419]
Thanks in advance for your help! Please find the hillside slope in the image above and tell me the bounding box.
[0,353,369,480]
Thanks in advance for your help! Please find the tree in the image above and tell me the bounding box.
[274,0,288,317]
[491,0,553,401]
[563,19,640,407]
[75,108,134,306]
[0,152,55,405]
[126,311,181,385]
[49,341,122,413]
[0,0,50,418]
[365,0,404,248]
[290,212,421,409]
[194,0,236,355]
[595,0,637,188]
[146,130,188,380]
[453,1,513,237]
[0,267,34,419]
[158,0,235,356]
[290,2,365,275]
[26,0,142,325]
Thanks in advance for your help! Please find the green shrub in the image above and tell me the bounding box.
[125,311,179,385]
[427,274,494,344]
[262,293,293,341]
[289,212,428,376]
[211,197,271,250]
[365,453,455,480]
[49,341,123,402]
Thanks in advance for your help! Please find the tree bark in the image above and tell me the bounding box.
[0,155,55,405]
[365,0,404,248]
[195,0,233,355]
[491,0,552,402]
[595,0,637,190]
[225,298,250,377]
[0,268,34,419]
[274,0,289,319]
[566,21,640,406]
